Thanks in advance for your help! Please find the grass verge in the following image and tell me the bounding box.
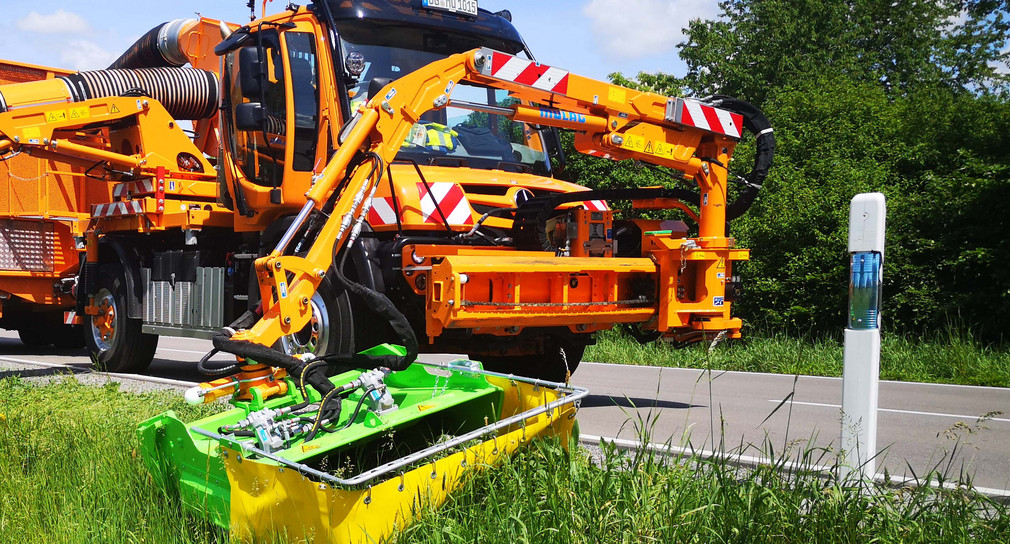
[585,328,1010,387]
[3,375,1006,543]
[395,437,1009,543]
[0,375,228,544]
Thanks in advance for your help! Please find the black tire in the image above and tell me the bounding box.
[17,328,50,347]
[275,275,355,359]
[84,264,158,373]
[476,336,586,383]
[51,325,86,349]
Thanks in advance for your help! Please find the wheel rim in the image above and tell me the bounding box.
[279,292,330,356]
[89,288,117,352]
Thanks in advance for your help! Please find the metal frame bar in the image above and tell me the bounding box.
[191,360,587,488]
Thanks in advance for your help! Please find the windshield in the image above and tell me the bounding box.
[341,39,551,175]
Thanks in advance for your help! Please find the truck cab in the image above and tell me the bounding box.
[217,1,598,375]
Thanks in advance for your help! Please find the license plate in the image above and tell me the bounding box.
[422,0,478,17]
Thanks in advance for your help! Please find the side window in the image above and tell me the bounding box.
[285,32,319,172]
[226,31,285,186]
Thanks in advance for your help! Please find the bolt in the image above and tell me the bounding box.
[611,135,624,145]
[576,323,587,332]
[274,261,283,270]
[12,136,19,143]
[474,52,485,66]
[569,277,579,288]
[284,317,292,325]
[611,121,618,129]
[701,163,710,174]
[42,138,49,145]
[300,296,309,305]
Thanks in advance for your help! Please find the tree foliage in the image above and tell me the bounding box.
[558,0,1010,339]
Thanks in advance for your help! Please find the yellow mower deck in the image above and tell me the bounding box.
[138,359,583,543]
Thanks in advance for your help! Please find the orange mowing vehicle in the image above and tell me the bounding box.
[0,2,774,540]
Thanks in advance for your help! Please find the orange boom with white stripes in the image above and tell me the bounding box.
[0,1,773,382]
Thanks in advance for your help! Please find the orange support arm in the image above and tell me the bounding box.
[237,47,746,349]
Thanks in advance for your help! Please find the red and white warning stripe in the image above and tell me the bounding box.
[484,50,570,95]
[672,98,743,139]
[367,196,398,227]
[583,199,609,212]
[418,182,474,226]
[63,310,79,325]
[112,179,155,198]
[92,200,144,217]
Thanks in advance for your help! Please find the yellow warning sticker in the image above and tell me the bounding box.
[69,106,89,120]
[717,257,725,269]
[110,104,120,114]
[301,444,321,453]
[620,133,679,161]
[608,86,626,104]
[22,127,41,139]
[46,110,67,123]
[417,404,437,412]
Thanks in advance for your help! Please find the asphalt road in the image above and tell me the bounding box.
[1,331,1007,492]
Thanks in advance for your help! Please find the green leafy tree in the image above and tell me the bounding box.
[560,0,1010,339]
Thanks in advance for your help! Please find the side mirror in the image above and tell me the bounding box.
[238,47,267,100]
[368,77,394,100]
[235,102,266,131]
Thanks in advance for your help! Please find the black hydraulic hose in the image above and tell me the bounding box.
[335,386,375,432]
[703,96,775,221]
[196,347,242,377]
[318,248,419,373]
[211,328,336,397]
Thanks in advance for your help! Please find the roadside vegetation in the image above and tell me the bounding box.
[0,375,227,544]
[397,437,1009,544]
[2,375,1006,543]
[564,0,1010,344]
[586,328,1010,388]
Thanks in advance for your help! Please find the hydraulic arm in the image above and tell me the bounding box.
[234,47,772,355]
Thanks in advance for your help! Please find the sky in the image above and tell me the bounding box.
[0,0,719,82]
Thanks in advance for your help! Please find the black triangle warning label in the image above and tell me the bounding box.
[643,141,653,154]
[110,104,120,114]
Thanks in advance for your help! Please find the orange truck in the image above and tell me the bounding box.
[0,1,773,380]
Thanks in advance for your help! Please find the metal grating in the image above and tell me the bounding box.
[0,219,54,272]
[143,266,224,330]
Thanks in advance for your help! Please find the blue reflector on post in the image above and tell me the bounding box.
[848,251,882,330]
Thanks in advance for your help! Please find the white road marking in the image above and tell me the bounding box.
[581,361,1010,390]
[0,356,194,387]
[581,434,1010,498]
[768,399,1010,423]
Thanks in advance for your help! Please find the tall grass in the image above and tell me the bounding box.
[396,437,1009,543]
[585,328,1010,387]
[2,374,1006,543]
[0,375,227,544]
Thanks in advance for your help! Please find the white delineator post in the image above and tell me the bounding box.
[840,193,886,480]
